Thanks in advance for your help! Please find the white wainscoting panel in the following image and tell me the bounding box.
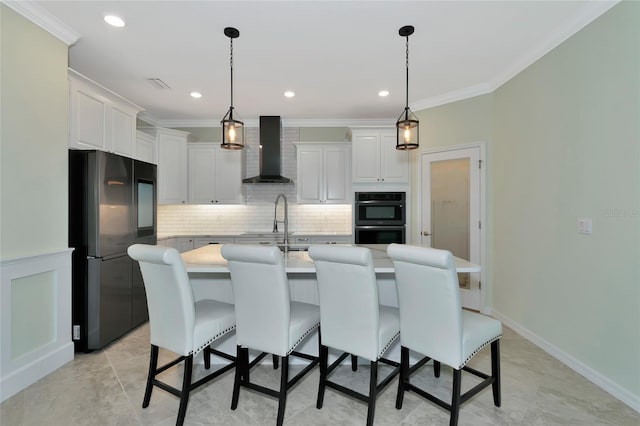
[0,249,74,403]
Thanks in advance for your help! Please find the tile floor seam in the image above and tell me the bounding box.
[106,350,145,426]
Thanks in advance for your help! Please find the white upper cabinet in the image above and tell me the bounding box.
[68,70,142,157]
[157,128,189,204]
[351,128,409,183]
[295,143,351,204]
[187,143,244,204]
[135,130,157,164]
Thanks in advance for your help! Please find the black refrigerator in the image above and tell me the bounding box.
[69,150,156,352]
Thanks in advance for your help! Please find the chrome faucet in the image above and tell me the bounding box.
[273,193,289,253]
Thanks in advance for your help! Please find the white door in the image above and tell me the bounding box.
[420,146,483,310]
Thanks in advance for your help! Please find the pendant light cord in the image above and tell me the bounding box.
[405,35,409,112]
[229,37,234,109]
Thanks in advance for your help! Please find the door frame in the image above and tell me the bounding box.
[416,141,487,312]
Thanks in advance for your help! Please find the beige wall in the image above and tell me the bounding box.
[0,4,69,259]
[491,1,639,398]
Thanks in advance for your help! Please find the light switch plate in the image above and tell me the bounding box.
[577,218,592,235]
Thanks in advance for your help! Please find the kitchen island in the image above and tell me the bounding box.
[181,243,480,274]
[181,243,480,364]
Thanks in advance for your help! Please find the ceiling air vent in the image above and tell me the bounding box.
[146,78,171,90]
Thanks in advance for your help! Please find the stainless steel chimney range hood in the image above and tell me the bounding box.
[243,116,293,184]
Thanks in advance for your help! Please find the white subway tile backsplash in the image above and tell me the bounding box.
[158,203,352,236]
[158,126,353,237]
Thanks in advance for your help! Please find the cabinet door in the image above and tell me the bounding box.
[110,107,135,157]
[156,238,175,248]
[71,85,106,150]
[69,73,141,155]
[158,132,187,204]
[352,133,381,182]
[311,235,352,245]
[135,131,157,164]
[324,145,351,203]
[193,237,235,248]
[297,146,323,204]
[380,130,409,183]
[213,147,244,203]
[188,144,216,203]
[175,238,194,253]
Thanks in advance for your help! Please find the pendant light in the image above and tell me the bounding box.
[221,27,244,150]
[396,25,419,150]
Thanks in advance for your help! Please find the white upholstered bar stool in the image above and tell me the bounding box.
[221,244,320,426]
[308,244,400,426]
[387,243,502,426]
[127,244,236,426]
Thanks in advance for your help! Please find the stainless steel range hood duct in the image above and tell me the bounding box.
[243,116,293,184]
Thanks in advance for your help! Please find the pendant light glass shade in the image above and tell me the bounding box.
[396,107,419,150]
[396,25,419,150]
[221,107,244,150]
[221,27,244,150]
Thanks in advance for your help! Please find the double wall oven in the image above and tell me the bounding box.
[354,192,406,244]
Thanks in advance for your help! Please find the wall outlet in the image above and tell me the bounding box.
[73,325,80,340]
[577,218,592,235]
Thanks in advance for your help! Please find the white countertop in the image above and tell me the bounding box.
[181,244,481,274]
[158,232,352,240]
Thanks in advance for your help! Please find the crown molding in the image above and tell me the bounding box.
[410,0,619,112]
[69,68,143,112]
[488,0,619,90]
[2,0,80,46]
[137,113,162,127]
[154,117,396,128]
[411,83,493,112]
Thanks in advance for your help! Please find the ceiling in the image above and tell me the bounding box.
[20,1,617,126]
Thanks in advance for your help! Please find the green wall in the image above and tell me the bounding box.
[410,1,639,403]
[0,4,69,259]
[410,94,494,299]
[491,1,639,397]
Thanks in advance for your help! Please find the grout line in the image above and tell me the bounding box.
[105,350,145,426]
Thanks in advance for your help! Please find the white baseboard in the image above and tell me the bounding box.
[490,308,640,413]
[0,342,74,402]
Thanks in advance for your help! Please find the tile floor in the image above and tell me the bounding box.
[1,324,637,425]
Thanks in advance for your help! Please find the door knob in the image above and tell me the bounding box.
[422,231,431,236]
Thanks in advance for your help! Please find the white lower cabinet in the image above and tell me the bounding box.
[187,143,244,204]
[174,237,194,253]
[161,234,353,252]
[311,235,352,245]
[234,234,280,246]
[292,235,352,250]
[295,143,351,204]
[157,238,176,249]
[193,237,235,248]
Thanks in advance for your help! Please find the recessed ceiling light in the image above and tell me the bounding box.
[284,91,295,98]
[104,15,125,28]
[190,92,202,99]
[378,90,390,97]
